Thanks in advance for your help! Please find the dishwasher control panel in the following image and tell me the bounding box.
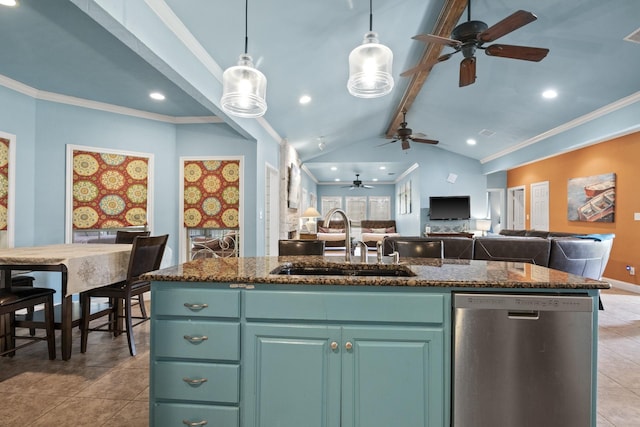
[453,293,594,312]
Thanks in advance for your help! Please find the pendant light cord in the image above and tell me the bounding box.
[244,0,249,54]
[369,0,373,31]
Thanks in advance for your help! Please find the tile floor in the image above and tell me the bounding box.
[1,288,639,426]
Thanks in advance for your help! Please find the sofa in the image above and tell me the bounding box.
[317,220,348,248]
[360,220,399,248]
[383,230,615,281]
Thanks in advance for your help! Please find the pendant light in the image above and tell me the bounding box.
[347,0,394,98]
[221,0,267,118]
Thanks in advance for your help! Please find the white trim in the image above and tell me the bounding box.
[605,277,640,294]
[0,131,16,247]
[481,91,640,164]
[0,73,221,124]
[179,156,244,262]
[65,144,155,243]
[395,163,419,183]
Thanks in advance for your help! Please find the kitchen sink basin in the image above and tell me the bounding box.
[270,263,416,277]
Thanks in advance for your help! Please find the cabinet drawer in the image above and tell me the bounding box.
[245,290,445,323]
[153,403,238,427]
[153,361,239,403]
[153,319,240,361]
[153,286,240,318]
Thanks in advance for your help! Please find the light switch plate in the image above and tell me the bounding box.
[635,212,640,221]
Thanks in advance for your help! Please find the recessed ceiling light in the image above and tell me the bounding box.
[330,166,337,171]
[542,89,557,99]
[334,178,340,182]
[372,178,378,182]
[379,166,386,170]
[0,0,17,6]
[299,95,312,104]
[150,92,165,101]
[466,139,477,145]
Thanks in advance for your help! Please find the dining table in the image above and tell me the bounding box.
[0,243,132,360]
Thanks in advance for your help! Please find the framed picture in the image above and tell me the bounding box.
[287,163,301,210]
[567,172,615,222]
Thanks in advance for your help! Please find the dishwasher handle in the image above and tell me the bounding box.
[508,310,540,320]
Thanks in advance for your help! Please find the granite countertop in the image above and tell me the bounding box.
[143,256,610,289]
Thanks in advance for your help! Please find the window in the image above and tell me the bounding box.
[345,196,366,222]
[321,196,341,217]
[368,196,391,220]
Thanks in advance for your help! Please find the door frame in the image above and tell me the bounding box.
[507,185,526,230]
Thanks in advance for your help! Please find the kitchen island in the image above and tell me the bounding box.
[145,256,608,427]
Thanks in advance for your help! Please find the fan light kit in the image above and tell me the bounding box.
[348,0,394,98]
[402,0,549,87]
[221,0,267,118]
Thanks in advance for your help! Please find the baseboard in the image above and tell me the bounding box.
[603,276,640,294]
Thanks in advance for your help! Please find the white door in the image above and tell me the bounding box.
[530,181,549,231]
[265,164,279,256]
[507,186,526,230]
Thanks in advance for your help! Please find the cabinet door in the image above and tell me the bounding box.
[341,326,444,427]
[243,324,342,427]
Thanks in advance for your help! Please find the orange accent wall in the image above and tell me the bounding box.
[507,131,640,287]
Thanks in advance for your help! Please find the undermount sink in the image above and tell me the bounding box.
[270,263,416,277]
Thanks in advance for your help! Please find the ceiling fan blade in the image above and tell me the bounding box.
[400,52,456,77]
[478,10,537,43]
[376,140,396,147]
[485,44,549,62]
[411,137,439,145]
[363,185,375,189]
[412,34,461,49]
[459,57,476,87]
[401,140,411,150]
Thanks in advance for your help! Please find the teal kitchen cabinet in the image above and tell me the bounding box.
[242,290,447,427]
[150,284,448,427]
[243,324,443,427]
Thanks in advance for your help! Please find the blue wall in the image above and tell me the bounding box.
[0,85,266,261]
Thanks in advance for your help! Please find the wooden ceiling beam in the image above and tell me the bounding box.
[385,0,468,138]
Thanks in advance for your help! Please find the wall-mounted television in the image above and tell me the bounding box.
[429,196,471,220]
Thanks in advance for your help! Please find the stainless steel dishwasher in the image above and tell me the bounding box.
[452,293,594,427]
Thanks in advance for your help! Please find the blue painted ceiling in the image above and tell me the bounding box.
[1,0,639,184]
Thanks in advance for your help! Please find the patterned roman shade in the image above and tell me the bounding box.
[183,160,240,228]
[0,137,8,230]
[72,150,149,229]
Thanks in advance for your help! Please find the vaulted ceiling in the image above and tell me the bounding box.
[1,0,639,184]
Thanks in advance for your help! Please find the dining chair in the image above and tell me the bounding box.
[115,230,151,318]
[392,239,444,259]
[80,234,168,356]
[278,239,325,256]
[0,286,56,359]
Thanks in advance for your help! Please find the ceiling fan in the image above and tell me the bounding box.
[342,174,374,190]
[401,0,549,87]
[379,110,439,150]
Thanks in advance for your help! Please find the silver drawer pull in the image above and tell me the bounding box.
[184,303,209,311]
[183,377,208,385]
[182,420,208,426]
[183,335,208,343]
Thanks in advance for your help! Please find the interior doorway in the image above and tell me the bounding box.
[486,188,505,234]
[530,181,550,231]
[507,186,526,230]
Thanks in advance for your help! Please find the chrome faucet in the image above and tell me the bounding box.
[323,208,352,262]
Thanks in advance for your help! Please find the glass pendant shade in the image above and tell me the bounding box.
[348,32,394,98]
[221,54,267,118]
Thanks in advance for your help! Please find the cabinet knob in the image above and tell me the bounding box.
[345,341,353,351]
[183,335,208,343]
[183,303,209,311]
[182,377,208,386]
[182,420,208,426]
[330,341,338,350]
